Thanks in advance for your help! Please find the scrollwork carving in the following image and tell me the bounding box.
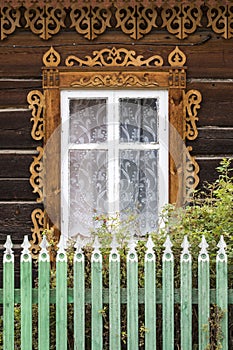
[168,46,186,67]
[185,146,200,200]
[0,5,21,40]
[27,90,45,141]
[43,46,61,67]
[161,4,202,39]
[25,5,66,40]
[184,89,202,141]
[207,5,233,39]
[70,4,111,40]
[71,72,159,87]
[30,208,45,257]
[30,146,44,203]
[115,5,157,39]
[65,47,163,67]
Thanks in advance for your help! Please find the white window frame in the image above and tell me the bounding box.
[61,89,168,237]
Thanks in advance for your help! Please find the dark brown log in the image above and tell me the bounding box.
[189,127,233,155]
[0,154,32,178]
[0,110,38,149]
[1,30,233,79]
[197,157,225,187]
[0,202,42,240]
[0,82,42,108]
[187,82,233,127]
[0,179,36,201]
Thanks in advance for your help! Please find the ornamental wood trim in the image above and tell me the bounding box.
[28,45,201,255]
[1,5,233,40]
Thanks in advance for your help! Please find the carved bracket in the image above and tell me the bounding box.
[29,146,44,203]
[184,146,200,201]
[27,90,45,141]
[184,89,202,141]
[28,90,45,255]
[30,208,45,257]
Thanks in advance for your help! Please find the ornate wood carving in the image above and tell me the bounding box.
[27,90,45,141]
[115,5,157,39]
[65,47,163,67]
[30,208,45,257]
[207,5,233,39]
[30,146,44,203]
[28,45,202,255]
[168,46,186,67]
[1,5,233,40]
[24,5,66,39]
[70,4,111,40]
[185,146,200,200]
[161,4,202,39]
[184,90,202,141]
[70,72,159,87]
[0,5,21,39]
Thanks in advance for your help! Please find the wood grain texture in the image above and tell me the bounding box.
[0,154,32,178]
[189,127,233,155]
[0,203,42,239]
[0,179,36,201]
[0,110,38,149]
[187,82,233,127]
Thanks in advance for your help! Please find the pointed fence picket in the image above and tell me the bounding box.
[0,234,231,349]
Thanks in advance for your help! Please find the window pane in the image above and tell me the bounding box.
[119,149,158,234]
[119,98,158,143]
[69,149,108,237]
[69,99,107,144]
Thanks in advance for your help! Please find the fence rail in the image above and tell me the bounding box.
[0,234,230,349]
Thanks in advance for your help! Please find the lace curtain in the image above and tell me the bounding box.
[68,97,159,237]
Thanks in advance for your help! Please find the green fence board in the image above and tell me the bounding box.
[3,236,14,350]
[109,248,121,350]
[91,240,103,350]
[20,236,32,350]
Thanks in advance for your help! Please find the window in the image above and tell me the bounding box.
[61,90,168,237]
[28,46,201,255]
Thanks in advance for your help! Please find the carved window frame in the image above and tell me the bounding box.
[28,46,201,256]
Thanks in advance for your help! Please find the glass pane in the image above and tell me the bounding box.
[119,98,158,143]
[69,149,108,237]
[119,149,158,234]
[69,99,107,144]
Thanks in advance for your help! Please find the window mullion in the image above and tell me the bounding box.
[107,92,118,215]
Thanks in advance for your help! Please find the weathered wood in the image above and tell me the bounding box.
[0,154,32,178]
[0,179,36,201]
[197,157,227,187]
[187,82,233,127]
[0,203,42,238]
[189,127,233,156]
[0,30,232,77]
[0,82,41,108]
[0,110,38,149]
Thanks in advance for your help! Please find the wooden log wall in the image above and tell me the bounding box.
[0,5,233,255]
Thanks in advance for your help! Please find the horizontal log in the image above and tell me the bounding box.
[187,82,233,127]
[196,157,227,188]
[0,179,36,201]
[188,127,233,156]
[0,153,33,178]
[0,30,233,79]
[0,202,42,240]
[0,82,42,108]
[0,110,38,149]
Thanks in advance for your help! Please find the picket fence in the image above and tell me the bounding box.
[0,234,229,350]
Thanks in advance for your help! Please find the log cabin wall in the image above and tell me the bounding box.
[0,2,233,262]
